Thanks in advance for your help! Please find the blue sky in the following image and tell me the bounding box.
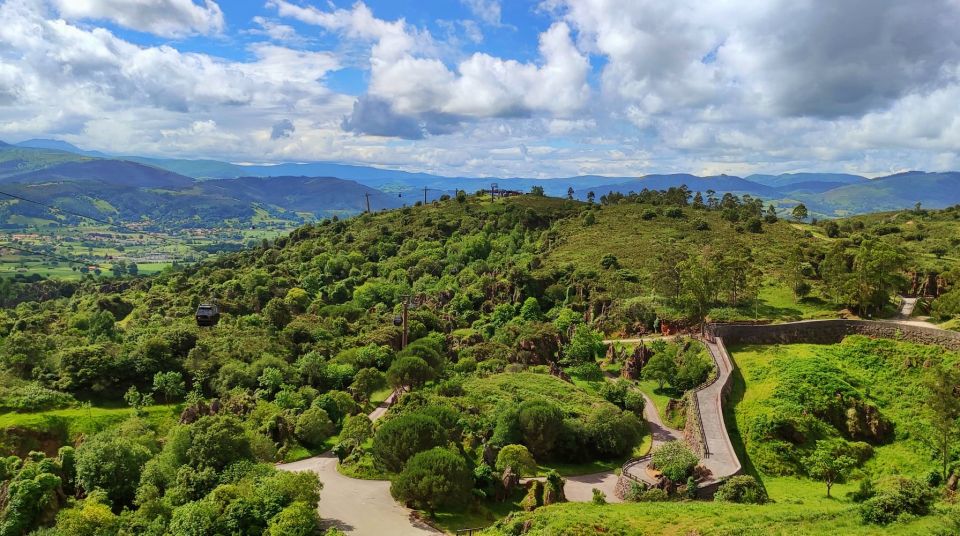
[1,0,959,178]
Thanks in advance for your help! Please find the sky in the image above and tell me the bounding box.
[1,0,959,178]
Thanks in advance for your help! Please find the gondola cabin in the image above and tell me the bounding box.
[196,304,220,327]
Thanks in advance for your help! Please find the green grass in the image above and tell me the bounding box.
[0,403,181,455]
[728,337,956,480]
[481,497,955,535]
[428,489,525,534]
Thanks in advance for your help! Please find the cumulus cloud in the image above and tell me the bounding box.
[52,0,225,37]
[273,1,590,135]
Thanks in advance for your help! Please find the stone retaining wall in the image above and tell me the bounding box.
[710,319,960,350]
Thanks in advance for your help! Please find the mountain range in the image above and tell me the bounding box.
[1,139,958,230]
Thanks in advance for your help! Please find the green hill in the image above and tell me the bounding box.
[0,192,958,534]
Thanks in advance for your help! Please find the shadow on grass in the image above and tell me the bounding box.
[723,353,767,495]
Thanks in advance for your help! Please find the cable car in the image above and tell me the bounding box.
[196,303,220,327]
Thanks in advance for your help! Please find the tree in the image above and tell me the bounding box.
[563,324,603,365]
[495,444,537,478]
[153,371,186,403]
[805,440,857,497]
[295,407,335,448]
[186,415,254,471]
[519,297,542,321]
[792,203,809,222]
[566,187,574,200]
[924,364,960,482]
[642,352,677,390]
[76,432,153,508]
[372,413,445,472]
[350,368,385,403]
[386,356,434,391]
[339,414,373,445]
[390,448,473,515]
[517,401,564,458]
[587,191,595,204]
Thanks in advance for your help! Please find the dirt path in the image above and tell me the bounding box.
[278,391,441,535]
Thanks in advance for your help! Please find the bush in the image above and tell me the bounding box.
[0,384,76,412]
[651,441,698,483]
[599,379,631,407]
[390,448,473,514]
[569,362,603,381]
[623,390,646,416]
[295,407,335,448]
[372,413,445,472]
[858,477,934,525]
[496,444,537,478]
[714,475,768,504]
[584,405,642,458]
[591,488,607,505]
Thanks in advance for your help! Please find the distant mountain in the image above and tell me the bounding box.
[0,155,400,229]
[0,144,90,178]
[4,138,960,218]
[816,171,960,214]
[3,160,195,189]
[746,173,867,188]
[16,139,109,158]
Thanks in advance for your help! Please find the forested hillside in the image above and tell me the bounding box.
[0,190,958,534]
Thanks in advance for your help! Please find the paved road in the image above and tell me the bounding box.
[278,391,441,535]
[622,393,684,485]
[697,340,741,480]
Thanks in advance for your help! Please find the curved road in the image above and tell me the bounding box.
[622,393,684,484]
[278,392,441,535]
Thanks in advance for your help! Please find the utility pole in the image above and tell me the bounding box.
[364,193,371,213]
[423,187,428,205]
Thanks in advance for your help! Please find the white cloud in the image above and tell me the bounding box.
[461,0,501,26]
[52,0,225,37]
[271,1,590,135]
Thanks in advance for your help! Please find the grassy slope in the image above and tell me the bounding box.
[484,337,958,535]
[539,203,839,322]
[729,337,955,480]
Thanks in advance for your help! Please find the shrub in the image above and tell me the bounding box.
[599,379,631,408]
[569,362,603,381]
[591,488,607,505]
[714,475,768,504]
[858,477,934,525]
[372,413,445,472]
[517,401,564,458]
[496,444,537,478]
[390,448,473,514]
[651,441,698,483]
[623,390,646,416]
[295,407,335,448]
[636,488,669,502]
[584,405,643,458]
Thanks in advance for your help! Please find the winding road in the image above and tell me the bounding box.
[277,392,442,535]
[621,393,684,485]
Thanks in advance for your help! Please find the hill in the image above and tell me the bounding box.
[746,173,868,188]
[0,192,957,534]
[15,139,109,158]
[0,153,401,229]
[818,171,960,214]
